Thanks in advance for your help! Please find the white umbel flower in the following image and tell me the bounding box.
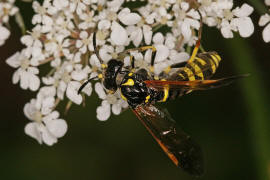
[259,13,270,42]
[5,0,258,146]
[220,3,254,38]
[95,82,128,121]
[6,51,40,91]
[24,96,67,146]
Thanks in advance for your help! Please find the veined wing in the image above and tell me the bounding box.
[144,75,247,91]
[132,104,203,176]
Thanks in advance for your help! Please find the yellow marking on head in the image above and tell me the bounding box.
[189,62,204,80]
[122,79,134,86]
[101,64,107,69]
[210,55,219,67]
[128,73,133,76]
[98,74,103,79]
[164,66,171,74]
[195,57,207,65]
[145,95,151,103]
[154,76,159,80]
[141,46,156,52]
[183,67,195,81]
[178,73,185,79]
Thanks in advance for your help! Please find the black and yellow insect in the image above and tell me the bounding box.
[78,21,245,176]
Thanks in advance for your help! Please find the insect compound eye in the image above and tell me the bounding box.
[103,59,124,91]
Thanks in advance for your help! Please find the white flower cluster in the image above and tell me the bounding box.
[5,0,255,145]
[259,0,270,42]
[0,0,18,46]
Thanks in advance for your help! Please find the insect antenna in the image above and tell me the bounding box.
[78,76,97,94]
[93,32,104,64]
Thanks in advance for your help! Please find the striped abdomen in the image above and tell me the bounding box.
[160,51,222,101]
[172,51,221,81]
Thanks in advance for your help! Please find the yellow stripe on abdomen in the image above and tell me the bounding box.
[195,57,207,66]
[210,55,219,67]
[189,62,204,80]
[183,67,195,81]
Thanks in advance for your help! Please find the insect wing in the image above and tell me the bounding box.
[144,75,247,91]
[132,105,203,176]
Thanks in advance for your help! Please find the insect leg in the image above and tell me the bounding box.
[130,55,135,69]
[120,46,157,77]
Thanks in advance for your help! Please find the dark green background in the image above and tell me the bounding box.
[1,1,270,180]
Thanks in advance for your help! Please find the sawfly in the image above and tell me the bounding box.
[78,18,245,176]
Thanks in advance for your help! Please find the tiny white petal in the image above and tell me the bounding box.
[6,52,20,68]
[98,19,111,30]
[221,21,234,38]
[170,52,189,63]
[232,17,254,37]
[153,33,164,44]
[95,82,106,99]
[143,25,152,45]
[24,122,42,144]
[155,44,169,62]
[40,126,57,146]
[66,81,83,105]
[131,27,143,47]
[20,71,29,90]
[118,9,141,25]
[110,21,127,45]
[71,71,87,81]
[259,14,270,26]
[96,101,111,121]
[46,119,68,138]
[112,102,121,115]
[262,23,270,42]
[181,22,192,40]
[12,70,20,84]
[82,83,92,96]
[266,0,270,6]
[0,26,10,45]
[29,74,40,91]
[233,4,254,17]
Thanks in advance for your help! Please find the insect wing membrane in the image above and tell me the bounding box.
[133,105,203,176]
[144,75,247,91]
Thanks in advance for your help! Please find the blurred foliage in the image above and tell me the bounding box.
[1,0,270,180]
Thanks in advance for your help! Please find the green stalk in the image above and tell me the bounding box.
[225,36,270,180]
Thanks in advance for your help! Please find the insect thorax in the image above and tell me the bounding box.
[120,69,160,108]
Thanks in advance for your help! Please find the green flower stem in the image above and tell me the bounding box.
[225,36,270,180]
